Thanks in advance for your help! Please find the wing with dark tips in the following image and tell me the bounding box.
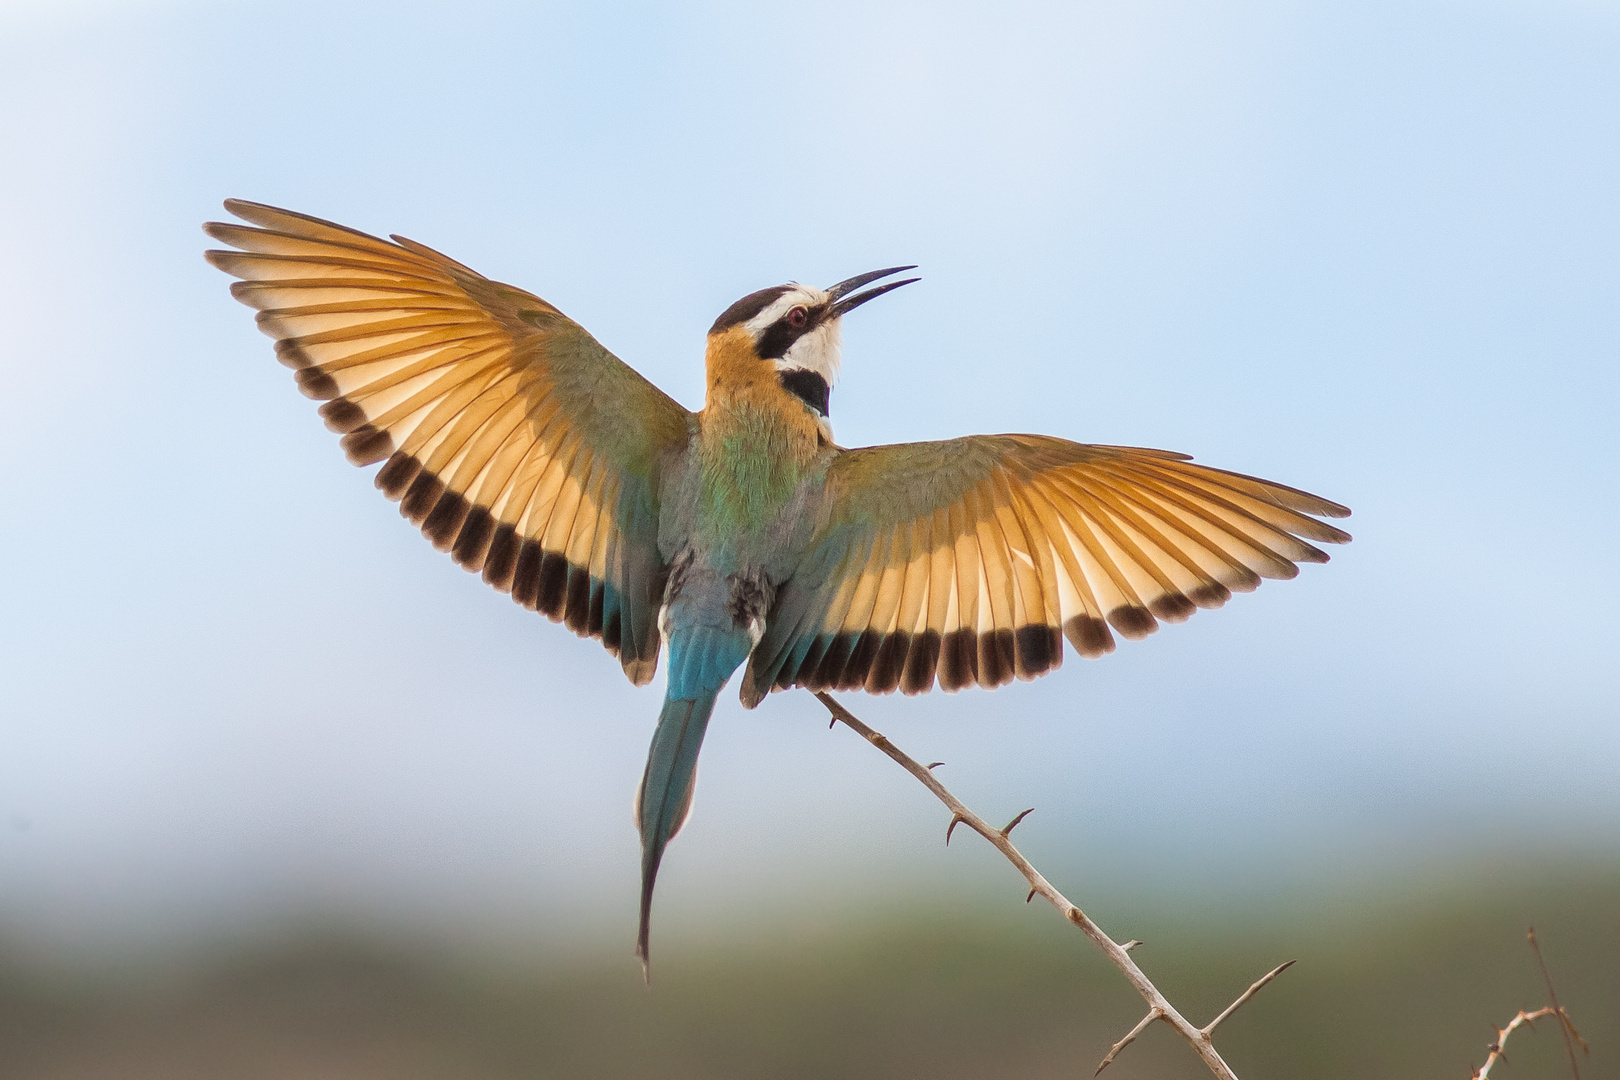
[742,435,1349,702]
[205,200,692,684]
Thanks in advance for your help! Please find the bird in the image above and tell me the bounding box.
[204,199,1351,974]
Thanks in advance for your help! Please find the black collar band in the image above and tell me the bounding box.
[777,368,830,416]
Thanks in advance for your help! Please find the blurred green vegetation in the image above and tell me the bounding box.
[0,860,1613,1079]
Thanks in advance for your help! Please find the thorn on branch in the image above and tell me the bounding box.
[1000,807,1035,836]
[945,813,966,846]
[1121,939,1144,953]
[926,761,945,770]
[1026,887,1037,903]
[1096,1007,1163,1076]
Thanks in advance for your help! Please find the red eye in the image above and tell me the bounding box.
[786,306,809,329]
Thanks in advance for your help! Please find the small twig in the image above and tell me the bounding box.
[1201,960,1296,1038]
[1096,1007,1163,1076]
[1470,929,1589,1080]
[1529,927,1588,1079]
[815,692,1292,1080]
[1473,1008,1558,1080]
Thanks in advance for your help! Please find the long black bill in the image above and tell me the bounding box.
[827,265,920,317]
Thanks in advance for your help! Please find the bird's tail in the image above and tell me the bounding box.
[634,621,754,977]
[634,684,720,977]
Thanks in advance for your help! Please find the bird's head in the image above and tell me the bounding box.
[704,266,918,422]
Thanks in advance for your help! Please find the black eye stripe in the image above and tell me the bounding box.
[777,369,830,416]
[755,317,801,360]
[756,304,828,359]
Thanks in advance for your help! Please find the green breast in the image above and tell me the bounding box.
[695,400,816,550]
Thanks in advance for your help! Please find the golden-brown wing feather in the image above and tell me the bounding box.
[741,435,1348,703]
[205,200,692,684]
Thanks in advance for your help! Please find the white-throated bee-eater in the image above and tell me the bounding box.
[205,200,1351,972]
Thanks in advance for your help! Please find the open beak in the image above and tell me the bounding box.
[827,265,920,317]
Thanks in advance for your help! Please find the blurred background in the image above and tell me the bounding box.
[1,0,1616,1075]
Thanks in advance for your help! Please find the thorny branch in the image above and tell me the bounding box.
[1471,930,1588,1080]
[1473,1009,1558,1080]
[815,692,1293,1080]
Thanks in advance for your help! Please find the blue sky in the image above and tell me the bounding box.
[1,0,1616,957]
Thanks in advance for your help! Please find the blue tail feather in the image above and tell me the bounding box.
[635,687,717,973]
[666,625,752,700]
[634,624,753,975]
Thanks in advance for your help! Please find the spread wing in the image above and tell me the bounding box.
[742,434,1349,703]
[205,199,692,684]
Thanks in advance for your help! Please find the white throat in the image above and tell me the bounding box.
[779,319,842,384]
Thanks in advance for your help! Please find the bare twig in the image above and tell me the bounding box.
[1473,1008,1558,1080]
[1529,927,1588,1079]
[1202,960,1296,1038]
[1095,1006,1162,1076]
[1470,929,1589,1080]
[815,692,1292,1080]
[1471,1005,1589,1080]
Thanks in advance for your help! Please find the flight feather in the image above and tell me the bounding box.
[741,435,1349,703]
[204,200,692,684]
